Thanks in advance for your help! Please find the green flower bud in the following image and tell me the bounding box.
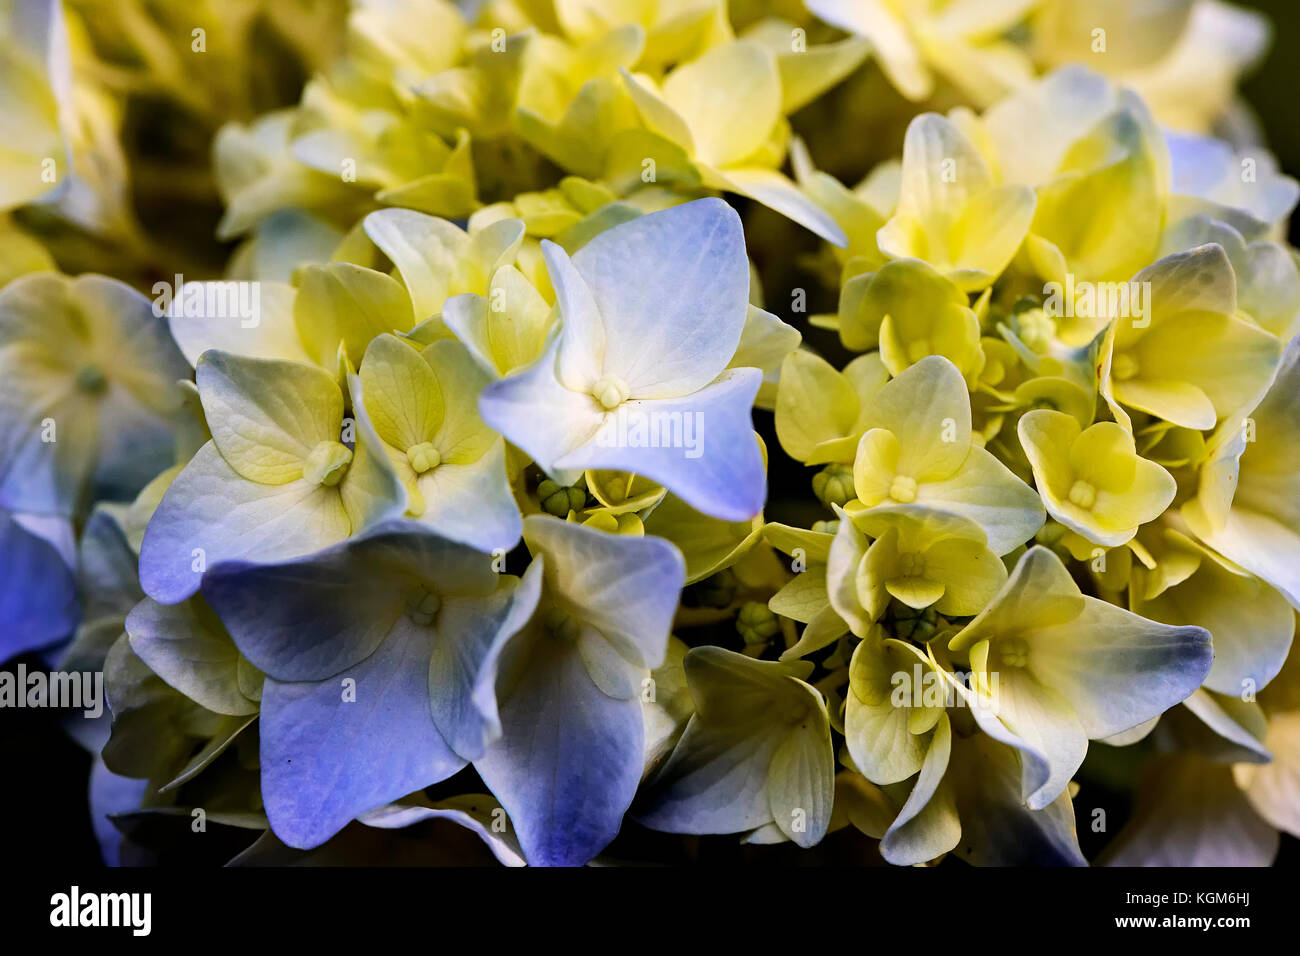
[737,600,779,645]
[538,478,587,516]
[812,463,854,508]
[889,603,940,643]
[1035,520,1067,548]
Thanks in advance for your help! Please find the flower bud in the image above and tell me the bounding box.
[812,463,854,508]
[538,478,587,516]
[737,600,779,644]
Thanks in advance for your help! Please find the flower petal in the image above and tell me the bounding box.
[125,597,257,717]
[430,563,543,762]
[845,638,932,785]
[716,167,848,246]
[414,440,522,553]
[858,355,972,482]
[259,618,467,849]
[477,334,606,483]
[476,631,644,866]
[358,334,445,452]
[139,443,352,604]
[1103,754,1279,866]
[196,351,342,485]
[919,445,1044,555]
[766,684,835,848]
[660,41,781,169]
[0,508,77,660]
[522,514,683,670]
[805,0,931,100]
[203,522,497,681]
[167,281,309,367]
[570,197,749,398]
[554,368,766,521]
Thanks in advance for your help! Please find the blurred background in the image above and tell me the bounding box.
[1242,0,1300,254]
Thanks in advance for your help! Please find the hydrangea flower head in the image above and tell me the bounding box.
[479,197,770,521]
[876,113,1036,292]
[353,334,521,551]
[0,273,188,516]
[139,351,404,603]
[947,547,1213,809]
[848,355,1044,555]
[1018,411,1176,547]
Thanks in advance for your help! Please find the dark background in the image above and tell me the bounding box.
[1243,0,1300,254]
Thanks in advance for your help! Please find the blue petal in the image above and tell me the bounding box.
[946,730,1087,866]
[0,509,78,662]
[89,757,150,867]
[554,368,767,521]
[204,520,498,681]
[477,333,604,484]
[430,559,544,761]
[569,197,749,398]
[475,633,644,866]
[259,617,467,849]
[138,442,354,604]
[521,516,684,670]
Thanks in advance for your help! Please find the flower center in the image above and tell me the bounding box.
[1067,479,1096,510]
[999,636,1030,668]
[406,442,441,474]
[75,364,107,394]
[542,606,581,643]
[897,552,926,577]
[1111,352,1139,381]
[1018,308,1055,353]
[890,604,938,642]
[591,375,629,410]
[405,587,441,626]
[889,475,918,503]
[302,440,353,486]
